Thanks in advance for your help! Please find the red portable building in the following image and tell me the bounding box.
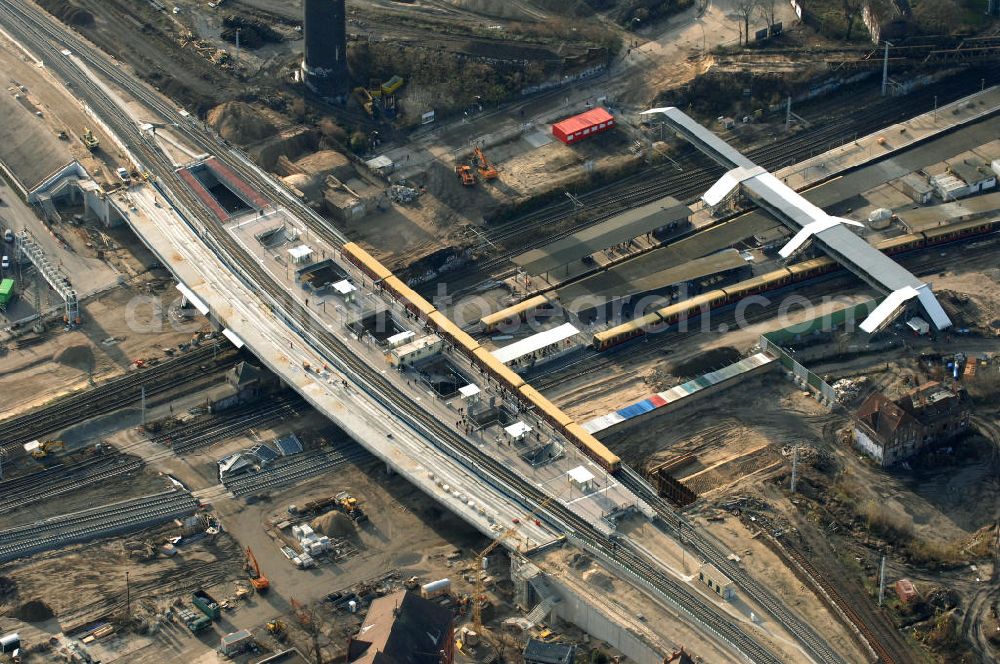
[552,107,615,144]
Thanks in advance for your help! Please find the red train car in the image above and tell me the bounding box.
[552,107,615,144]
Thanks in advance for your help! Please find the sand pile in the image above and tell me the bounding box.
[54,344,95,373]
[206,102,276,145]
[311,512,356,539]
[16,599,54,622]
[0,576,16,599]
[39,0,94,26]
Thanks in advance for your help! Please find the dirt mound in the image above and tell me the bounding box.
[669,347,742,378]
[39,0,94,26]
[311,512,356,538]
[16,599,54,622]
[206,102,276,145]
[0,576,16,599]
[53,344,95,373]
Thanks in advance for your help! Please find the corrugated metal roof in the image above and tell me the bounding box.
[513,197,690,275]
[491,322,580,364]
[552,107,614,135]
[557,248,747,311]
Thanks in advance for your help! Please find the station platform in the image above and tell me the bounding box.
[114,185,561,551]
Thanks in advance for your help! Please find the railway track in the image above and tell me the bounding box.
[0,342,236,454]
[0,450,144,514]
[3,7,850,661]
[151,393,307,455]
[438,69,998,290]
[223,445,372,497]
[531,232,1000,392]
[0,489,197,563]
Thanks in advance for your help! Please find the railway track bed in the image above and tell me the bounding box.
[0,450,144,515]
[224,444,373,497]
[0,490,197,563]
[151,393,307,455]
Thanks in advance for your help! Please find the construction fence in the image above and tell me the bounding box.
[759,299,878,408]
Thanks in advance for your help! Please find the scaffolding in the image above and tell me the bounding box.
[15,230,79,324]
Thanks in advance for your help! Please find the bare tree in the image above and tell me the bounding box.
[843,0,864,41]
[734,0,759,45]
[757,0,778,29]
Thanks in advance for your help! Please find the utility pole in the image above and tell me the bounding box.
[785,96,792,131]
[881,41,892,96]
[790,446,798,493]
[878,555,886,606]
[125,570,131,621]
[235,28,241,66]
[140,386,146,427]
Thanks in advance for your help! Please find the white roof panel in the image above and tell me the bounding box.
[860,286,920,334]
[504,421,532,438]
[915,284,952,329]
[491,322,580,365]
[288,245,313,259]
[176,282,209,315]
[332,279,356,295]
[582,412,624,434]
[702,166,766,206]
[568,466,595,484]
[458,384,481,398]
[221,328,245,349]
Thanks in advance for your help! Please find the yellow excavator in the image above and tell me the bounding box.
[24,440,65,459]
[82,128,99,150]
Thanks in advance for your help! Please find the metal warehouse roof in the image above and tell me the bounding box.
[557,248,747,312]
[582,352,775,434]
[513,197,690,275]
[552,107,614,135]
[491,322,580,364]
[645,106,953,331]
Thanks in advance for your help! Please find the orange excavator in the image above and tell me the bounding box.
[246,546,269,593]
[473,146,498,180]
[455,164,475,186]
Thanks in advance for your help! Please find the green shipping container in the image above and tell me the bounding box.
[0,279,13,306]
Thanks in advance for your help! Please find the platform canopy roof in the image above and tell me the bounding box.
[512,197,690,275]
[643,105,952,332]
[504,422,532,438]
[491,322,580,364]
[557,248,746,312]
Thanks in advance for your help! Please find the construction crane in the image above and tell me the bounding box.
[24,440,65,459]
[82,127,99,150]
[472,494,557,631]
[245,546,269,592]
[473,146,498,180]
[455,164,475,187]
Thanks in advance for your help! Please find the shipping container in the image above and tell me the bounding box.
[0,279,13,308]
[552,108,615,145]
[192,589,221,620]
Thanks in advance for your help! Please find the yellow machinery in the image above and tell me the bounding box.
[473,146,498,180]
[266,619,286,640]
[24,440,65,459]
[82,128,99,150]
[472,495,556,631]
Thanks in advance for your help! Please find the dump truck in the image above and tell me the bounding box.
[192,589,221,620]
[455,164,475,186]
[177,606,212,633]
